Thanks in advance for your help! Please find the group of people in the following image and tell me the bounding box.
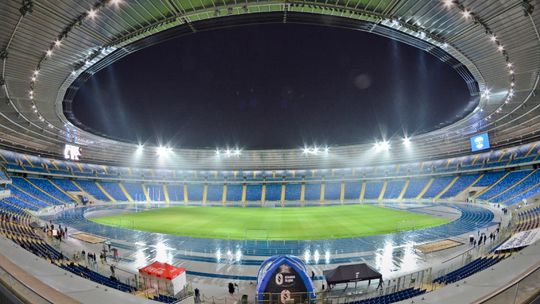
[44,222,68,242]
[469,225,500,247]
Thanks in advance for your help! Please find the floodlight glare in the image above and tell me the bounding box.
[156,146,166,156]
[324,146,329,153]
[380,141,390,150]
[403,137,411,145]
[136,144,143,152]
[234,148,241,156]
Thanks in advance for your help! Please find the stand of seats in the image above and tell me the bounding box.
[347,288,426,304]
[433,256,505,285]
[514,206,540,232]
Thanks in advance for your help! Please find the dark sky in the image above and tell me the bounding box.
[72,23,471,149]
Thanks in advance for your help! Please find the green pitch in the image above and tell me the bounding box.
[90,204,449,240]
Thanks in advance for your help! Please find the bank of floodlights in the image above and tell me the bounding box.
[215,147,241,158]
[302,145,329,156]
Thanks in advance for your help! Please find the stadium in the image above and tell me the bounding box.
[0,0,540,303]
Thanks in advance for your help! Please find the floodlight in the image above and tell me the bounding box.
[313,250,320,264]
[87,9,97,19]
[324,146,329,153]
[136,144,143,152]
[442,0,453,7]
[304,250,311,263]
[403,137,411,145]
[234,148,241,156]
[302,147,310,154]
[380,141,390,150]
[235,249,242,262]
[156,146,166,156]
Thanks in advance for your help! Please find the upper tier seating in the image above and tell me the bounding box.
[11,177,65,205]
[123,182,146,201]
[402,178,430,199]
[99,181,128,201]
[187,184,204,202]
[440,174,480,198]
[146,184,165,201]
[75,180,111,202]
[384,180,406,199]
[52,179,79,192]
[473,171,506,187]
[27,178,73,203]
[285,183,301,201]
[206,184,223,202]
[364,182,383,200]
[325,182,341,201]
[265,183,282,201]
[6,186,49,209]
[423,176,454,198]
[490,170,540,204]
[304,183,321,201]
[1,140,538,183]
[246,184,262,201]
[478,170,531,200]
[226,184,242,201]
[504,183,540,206]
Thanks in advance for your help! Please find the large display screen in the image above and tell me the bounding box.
[470,133,490,152]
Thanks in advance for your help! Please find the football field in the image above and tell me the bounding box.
[90,204,449,240]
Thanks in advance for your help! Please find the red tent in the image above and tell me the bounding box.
[139,261,187,296]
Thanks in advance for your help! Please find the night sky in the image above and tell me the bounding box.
[72,23,471,149]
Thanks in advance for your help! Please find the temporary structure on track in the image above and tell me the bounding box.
[323,263,383,289]
[139,261,186,296]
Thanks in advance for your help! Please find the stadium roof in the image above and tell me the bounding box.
[0,0,539,170]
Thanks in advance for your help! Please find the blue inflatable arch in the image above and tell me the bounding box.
[256,255,316,303]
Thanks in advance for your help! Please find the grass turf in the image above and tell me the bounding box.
[90,204,450,240]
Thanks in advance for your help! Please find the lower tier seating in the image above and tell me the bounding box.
[433,256,505,284]
[347,288,426,304]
